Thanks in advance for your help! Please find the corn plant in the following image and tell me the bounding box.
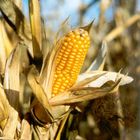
[0,0,133,139]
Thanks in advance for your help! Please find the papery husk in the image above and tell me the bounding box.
[31,109,71,140]
[0,20,13,57]
[3,43,22,110]
[0,83,10,130]
[74,71,133,89]
[50,79,121,106]
[0,20,13,74]
[29,0,42,58]
[28,66,70,125]
[2,107,19,139]
[27,66,54,123]
[20,114,32,140]
[86,41,107,72]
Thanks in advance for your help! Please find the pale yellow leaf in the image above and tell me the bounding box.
[3,107,19,139]
[76,71,133,88]
[50,79,121,106]
[29,0,42,58]
[20,116,32,140]
[27,66,54,121]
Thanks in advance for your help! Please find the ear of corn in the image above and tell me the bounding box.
[52,29,90,95]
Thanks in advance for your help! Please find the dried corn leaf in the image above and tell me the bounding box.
[0,0,29,36]
[2,107,19,139]
[0,24,7,74]
[41,19,51,60]
[50,79,121,106]
[3,44,22,110]
[50,105,70,119]
[0,83,10,129]
[76,71,133,88]
[12,0,22,10]
[55,109,71,140]
[29,0,42,58]
[70,73,106,90]
[19,73,31,115]
[20,115,32,140]
[27,66,54,121]
[49,123,60,140]
[33,122,60,140]
[0,20,13,74]
[86,41,107,72]
[0,0,33,56]
[0,20,13,57]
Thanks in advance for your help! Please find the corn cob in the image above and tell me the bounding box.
[52,28,90,95]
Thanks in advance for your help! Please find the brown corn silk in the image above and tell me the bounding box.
[52,29,90,95]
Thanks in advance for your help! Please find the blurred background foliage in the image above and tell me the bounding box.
[2,0,140,139]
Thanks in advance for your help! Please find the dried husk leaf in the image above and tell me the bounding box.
[12,0,22,10]
[0,20,13,74]
[40,38,63,99]
[0,83,10,129]
[3,44,22,110]
[50,79,121,106]
[0,23,7,74]
[29,0,42,58]
[55,109,71,140]
[33,122,60,140]
[54,17,69,42]
[27,66,54,121]
[86,41,107,72]
[0,20,13,57]
[0,0,30,37]
[20,115,32,140]
[41,19,51,60]
[2,107,19,139]
[76,71,133,88]
[70,73,106,90]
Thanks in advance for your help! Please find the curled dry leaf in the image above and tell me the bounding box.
[50,79,121,106]
[27,66,54,121]
[75,71,133,89]
[40,37,63,99]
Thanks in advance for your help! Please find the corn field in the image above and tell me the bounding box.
[0,0,139,140]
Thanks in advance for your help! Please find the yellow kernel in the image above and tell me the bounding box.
[65,52,69,55]
[52,28,90,95]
